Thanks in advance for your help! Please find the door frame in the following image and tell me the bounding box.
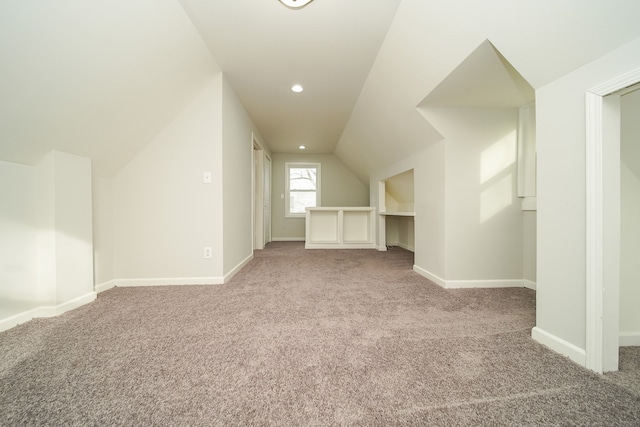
[263,154,272,245]
[585,67,640,373]
[252,134,265,250]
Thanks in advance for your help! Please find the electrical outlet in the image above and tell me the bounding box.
[203,246,212,259]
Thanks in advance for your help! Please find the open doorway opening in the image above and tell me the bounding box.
[253,137,265,251]
[585,69,640,373]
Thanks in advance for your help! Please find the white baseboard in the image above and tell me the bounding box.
[0,291,97,333]
[413,267,530,290]
[103,254,254,289]
[44,292,97,316]
[115,276,224,287]
[305,243,377,249]
[523,280,537,290]
[271,237,305,242]
[619,332,640,347]
[224,253,253,283]
[0,308,41,333]
[413,265,447,288]
[95,279,117,293]
[376,245,387,251]
[446,279,525,289]
[532,326,586,367]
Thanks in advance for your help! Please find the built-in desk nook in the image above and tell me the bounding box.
[378,169,415,251]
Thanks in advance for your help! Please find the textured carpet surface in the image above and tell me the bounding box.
[1,242,639,426]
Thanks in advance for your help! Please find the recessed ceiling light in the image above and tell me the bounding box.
[291,84,303,93]
[299,145,306,150]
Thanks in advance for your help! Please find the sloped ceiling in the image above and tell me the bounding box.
[419,40,534,109]
[385,169,414,206]
[0,0,220,176]
[2,1,640,184]
[179,0,401,155]
[335,0,640,183]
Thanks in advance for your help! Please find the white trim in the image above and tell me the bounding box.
[619,332,640,347]
[445,279,524,289]
[0,308,41,332]
[50,292,96,315]
[95,279,117,293]
[115,277,224,287]
[0,291,97,333]
[271,237,305,242]
[305,244,376,249]
[376,245,388,251]
[413,265,446,288]
[223,253,253,283]
[532,326,586,367]
[585,66,640,374]
[108,256,254,288]
[586,90,605,374]
[412,268,531,290]
[521,197,537,211]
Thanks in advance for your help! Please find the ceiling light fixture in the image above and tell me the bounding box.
[291,84,303,93]
[278,0,314,9]
[299,145,306,150]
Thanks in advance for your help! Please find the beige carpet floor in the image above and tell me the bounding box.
[1,242,638,425]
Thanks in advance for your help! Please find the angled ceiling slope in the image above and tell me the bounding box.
[179,0,402,154]
[419,40,534,109]
[0,0,220,177]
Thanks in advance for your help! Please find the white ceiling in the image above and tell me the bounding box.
[419,40,534,109]
[0,0,219,176]
[179,0,401,155]
[2,0,640,182]
[334,0,640,183]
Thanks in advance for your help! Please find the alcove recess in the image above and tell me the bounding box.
[379,169,415,252]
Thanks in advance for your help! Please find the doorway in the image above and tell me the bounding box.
[252,136,271,251]
[585,69,640,373]
[263,155,272,244]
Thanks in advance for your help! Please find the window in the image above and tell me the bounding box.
[285,162,321,217]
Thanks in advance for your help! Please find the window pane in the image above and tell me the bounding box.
[290,168,317,190]
[290,191,316,213]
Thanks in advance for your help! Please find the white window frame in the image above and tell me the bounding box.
[285,162,321,218]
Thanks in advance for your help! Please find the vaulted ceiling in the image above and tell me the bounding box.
[179,0,401,155]
[2,1,640,181]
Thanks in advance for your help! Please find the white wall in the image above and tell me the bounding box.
[0,161,39,316]
[385,216,415,252]
[620,163,640,341]
[523,211,537,285]
[424,107,523,282]
[113,75,224,283]
[50,152,94,304]
[92,177,114,288]
[535,36,640,362]
[1,151,95,331]
[37,151,94,305]
[371,142,446,281]
[221,76,266,274]
[272,153,369,240]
